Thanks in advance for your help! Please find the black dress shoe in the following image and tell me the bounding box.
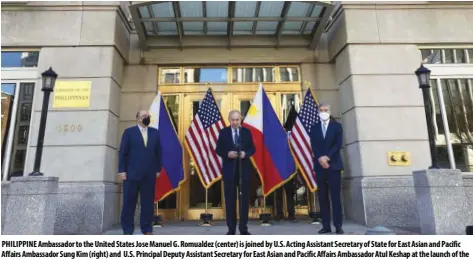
[336,228,344,234]
[240,231,251,235]
[274,215,283,221]
[286,216,298,223]
[226,231,235,235]
[318,228,332,234]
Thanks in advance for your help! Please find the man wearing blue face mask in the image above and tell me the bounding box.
[310,104,344,235]
[118,110,162,235]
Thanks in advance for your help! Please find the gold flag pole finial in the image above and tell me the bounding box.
[303,80,311,91]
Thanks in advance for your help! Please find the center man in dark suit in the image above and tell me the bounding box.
[216,110,255,235]
[310,104,344,234]
[118,110,162,235]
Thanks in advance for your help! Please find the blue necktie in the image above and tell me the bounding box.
[234,129,239,146]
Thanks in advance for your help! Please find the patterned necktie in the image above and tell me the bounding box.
[322,123,327,138]
[234,129,239,146]
[141,128,147,147]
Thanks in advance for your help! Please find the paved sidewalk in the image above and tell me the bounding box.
[103,218,418,235]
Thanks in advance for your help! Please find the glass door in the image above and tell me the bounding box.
[182,93,230,220]
[1,82,35,180]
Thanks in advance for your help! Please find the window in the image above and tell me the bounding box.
[1,51,39,68]
[422,45,473,171]
[232,67,275,83]
[280,67,300,82]
[159,68,181,84]
[184,68,228,83]
[421,48,473,64]
[159,65,302,85]
[429,75,473,171]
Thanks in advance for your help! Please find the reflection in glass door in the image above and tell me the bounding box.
[1,83,17,178]
[1,82,35,180]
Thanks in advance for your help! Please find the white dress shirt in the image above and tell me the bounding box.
[138,124,148,139]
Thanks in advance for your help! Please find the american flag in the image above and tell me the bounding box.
[289,90,319,192]
[185,89,225,188]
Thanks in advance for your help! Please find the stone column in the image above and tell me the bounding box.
[16,3,130,234]
[2,177,58,235]
[462,172,473,229]
[327,7,431,230]
[1,182,10,231]
[413,169,468,234]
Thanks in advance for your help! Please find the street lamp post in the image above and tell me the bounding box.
[29,67,58,176]
[415,64,440,169]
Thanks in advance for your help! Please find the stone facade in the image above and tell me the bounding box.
[1,1,472,234]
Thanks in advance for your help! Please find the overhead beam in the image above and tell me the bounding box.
[146,5,159,36]
[227,1,236,49]
[129,4,148,50]
[141,16,321,23]
[309,5,333,50]
[202,1,208,35]
[172,1,184,49]
[275,1,292,48]
[252,1,262,34]
[301,3,315,33]
[146,35,312,49]
[129,1,166,9]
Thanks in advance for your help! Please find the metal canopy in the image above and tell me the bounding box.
[129,1,333,50]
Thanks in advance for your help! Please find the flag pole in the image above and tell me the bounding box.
[200,187,212,226]
[153,201,163,227]
[260,195,271,226]
[258,80,272,226]
[309,191,320,224]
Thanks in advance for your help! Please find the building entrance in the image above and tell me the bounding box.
[155,65,313,220]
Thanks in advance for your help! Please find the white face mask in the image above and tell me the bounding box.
[319,112,330,121]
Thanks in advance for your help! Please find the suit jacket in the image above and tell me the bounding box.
[118,126,162,180]
[310,119,343,171]
[215,127,256,184]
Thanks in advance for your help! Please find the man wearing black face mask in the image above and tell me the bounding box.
[118,110,162,235]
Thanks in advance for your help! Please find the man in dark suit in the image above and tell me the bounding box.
[118,110,162,235]
[216,110,255,235]
[274,178,297,222]
[310,104,344,234]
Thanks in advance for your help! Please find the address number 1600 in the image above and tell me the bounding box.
[56,124,83,132]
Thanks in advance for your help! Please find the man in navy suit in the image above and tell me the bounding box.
[310,104,344,234]
[216,110,255,235]
[118,110,162,235]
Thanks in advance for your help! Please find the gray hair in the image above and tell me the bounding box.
[228,110,241,119]
[319,103,331,111]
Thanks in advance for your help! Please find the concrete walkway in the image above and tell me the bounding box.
[103,218,418,235]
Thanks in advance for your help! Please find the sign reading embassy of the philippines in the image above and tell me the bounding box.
[52,81,91,108]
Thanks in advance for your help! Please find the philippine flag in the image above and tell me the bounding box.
[242,84,296,196]
[149,92,185,202]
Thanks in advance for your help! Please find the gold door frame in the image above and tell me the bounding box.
[157,65,310,220]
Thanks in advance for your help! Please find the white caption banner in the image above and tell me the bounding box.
[1,235,472,259]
